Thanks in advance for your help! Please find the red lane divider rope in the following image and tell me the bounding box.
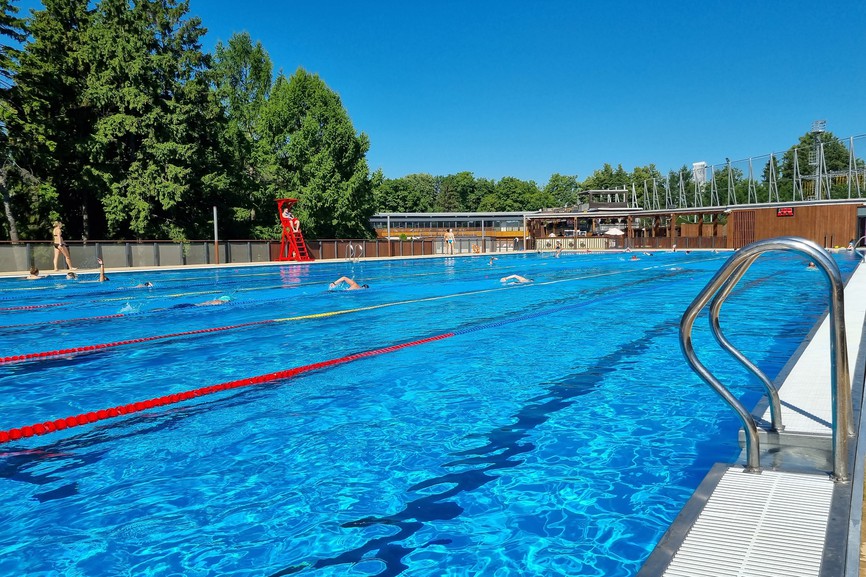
[0,333,454,445]
[0,319,278,364]
[0,302,71,312]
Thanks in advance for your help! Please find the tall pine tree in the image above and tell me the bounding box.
[85,0,227,240]
[10,0,95,240]
[211,31,273,237]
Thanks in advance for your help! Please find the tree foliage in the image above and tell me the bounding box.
[211,31,272,237]
[84,0,228,240]
[0,1,377,242]
[0,0,27,242]
[8,0,94,240]
[254,69,375,239]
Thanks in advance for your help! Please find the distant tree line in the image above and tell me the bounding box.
[0,1,858,243]
[372,130,858,215]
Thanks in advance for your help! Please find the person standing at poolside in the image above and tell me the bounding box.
[52,221,76,271]
[444,229,455,254]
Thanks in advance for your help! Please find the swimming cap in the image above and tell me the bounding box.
[218,295,231,302]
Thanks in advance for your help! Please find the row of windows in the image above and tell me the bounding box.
[371,220,524,230]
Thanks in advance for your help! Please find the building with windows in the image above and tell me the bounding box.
[370,212,527,241]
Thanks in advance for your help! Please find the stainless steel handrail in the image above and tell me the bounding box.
[709,254,784,434]
[679,236,851,481]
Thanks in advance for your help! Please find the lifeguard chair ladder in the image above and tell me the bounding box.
[276,198,313,262]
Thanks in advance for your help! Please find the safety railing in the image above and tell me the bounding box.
[346,243,363,262]
[679,236,852,482]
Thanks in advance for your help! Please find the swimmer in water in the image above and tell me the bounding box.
[500,274,532,284]
[329,276,369,290]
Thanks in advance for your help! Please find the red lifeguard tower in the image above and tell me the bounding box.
[276,198,313,261]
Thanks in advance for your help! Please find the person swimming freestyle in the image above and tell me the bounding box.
[329,276,368,290]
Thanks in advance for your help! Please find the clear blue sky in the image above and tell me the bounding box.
[20,0,866,184]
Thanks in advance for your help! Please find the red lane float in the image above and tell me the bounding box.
[0,319,279,364]
[0,302,70,312]
[0,333,455,445]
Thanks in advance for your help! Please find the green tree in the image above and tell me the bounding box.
[404,173,437,211]
[373,172,436,213]
[436,171,475,212]
[258,68,374,239]
[473,177,495,210]
[490,176,541,211]
[582,163,629,191]
[85,0,228,240]
[780,130,851,200]
[0,0,24,87]
[629,164,662,208]
[543,173,580,207]
[211,31,273,237]
[9,0,94,240]
[0,0,27,241]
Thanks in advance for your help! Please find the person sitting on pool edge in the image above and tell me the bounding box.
[329,276,368,290]
[500,274,532,284]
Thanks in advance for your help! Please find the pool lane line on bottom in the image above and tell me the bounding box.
[0,333,455,445]
[0,259,712,364]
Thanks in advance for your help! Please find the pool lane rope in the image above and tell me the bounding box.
[0,333,454,445]
[0,284,519,364]
[0,258,725,444]
[0,258,710,363]
[0,279,629,446]
[0,319,278,364]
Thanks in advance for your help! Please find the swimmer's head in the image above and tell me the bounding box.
[218,295,232,302]
[361,284,369,289]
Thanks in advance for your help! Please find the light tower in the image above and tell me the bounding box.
[810,120,827,199]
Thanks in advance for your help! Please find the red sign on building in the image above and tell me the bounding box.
[776,207,794,217]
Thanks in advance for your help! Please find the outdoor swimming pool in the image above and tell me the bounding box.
[0,250,861,576]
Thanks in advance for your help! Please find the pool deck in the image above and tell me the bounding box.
[640,259,866,577]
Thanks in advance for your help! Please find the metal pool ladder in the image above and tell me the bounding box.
[679,236,852,482]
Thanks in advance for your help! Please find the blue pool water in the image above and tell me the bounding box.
[0,250,861,576]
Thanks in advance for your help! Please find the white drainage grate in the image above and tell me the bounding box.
[663,468,833,577]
